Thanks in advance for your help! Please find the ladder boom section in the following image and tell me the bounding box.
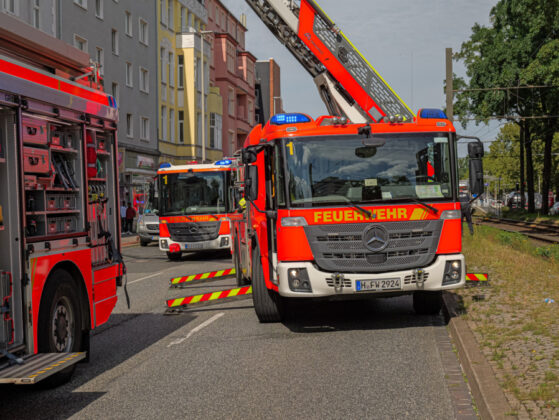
[248,0,415,122]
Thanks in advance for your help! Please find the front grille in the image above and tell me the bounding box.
[146,224,159,232]
[304,220,443,273]
[168,221,220,242]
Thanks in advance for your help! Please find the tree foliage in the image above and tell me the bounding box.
[453,0,559,212]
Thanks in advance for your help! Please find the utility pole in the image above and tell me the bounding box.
[445,48,453,121]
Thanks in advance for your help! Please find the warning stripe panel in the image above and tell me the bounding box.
[170,268,236,286]
[166,286,252,308]
[466,273,489,281]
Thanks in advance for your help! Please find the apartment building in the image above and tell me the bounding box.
[255,58,284,124]
[206,0,256,156]
[56,0,159,205]
[158,0,223,164]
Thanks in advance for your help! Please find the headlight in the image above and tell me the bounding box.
[443,260,462,285]
[287,268,312,292]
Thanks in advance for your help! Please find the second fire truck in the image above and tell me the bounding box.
[158,160,237,260]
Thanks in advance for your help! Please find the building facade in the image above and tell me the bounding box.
[206,0,256,156]
[57,0,159,207]
[255,59,284,124]
[157,0,223,165]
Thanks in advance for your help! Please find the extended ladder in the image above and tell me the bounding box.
[246,0,414,123]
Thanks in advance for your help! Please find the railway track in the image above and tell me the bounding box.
[473,216,559,244]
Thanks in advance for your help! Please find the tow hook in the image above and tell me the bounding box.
[414,269,426,287]
[332,273,345,292]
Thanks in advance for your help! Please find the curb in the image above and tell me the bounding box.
[121,236,139,248]
[442,292,513,419]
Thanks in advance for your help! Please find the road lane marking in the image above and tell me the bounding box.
[128,272,162,285]
[167,312,225,347]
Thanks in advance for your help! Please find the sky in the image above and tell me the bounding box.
[221,0,500,154]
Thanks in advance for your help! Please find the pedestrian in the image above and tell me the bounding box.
[126,202,136,234]
[120,201,127,233]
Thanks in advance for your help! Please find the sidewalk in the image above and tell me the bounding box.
[121,232,139,248]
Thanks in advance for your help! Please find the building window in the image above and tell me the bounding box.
[228,89,235,116]
[139,19,148,45]
[111,29,119,55]
[161,106,167,140]
[111,82,119,106]
[73,0,86,9]
[73,35,88,52]
[180,7,186,32]
[160,0,166,25]
[229,131,235,153]
[248,100,253,125]
[188,13,193,31]
[177,55,184,89]
[95,0,102,18]
[168,52,174,87]
[226,43,235,74]
[167,0,173,30]
[125,62,133,87]
[140,117,149,141]
[125,11,132,36]
[96,47,104,76]
[32,0,40,28]
[126,113,133,137]
[210,113,222,149]
[160,47,166,84]
[178,111,184,143]
[195,57,201,91]
[197,112,202,145]
[139,67,149,93]
[169,109,175,142]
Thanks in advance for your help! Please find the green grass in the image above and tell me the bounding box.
[459,223,559,411]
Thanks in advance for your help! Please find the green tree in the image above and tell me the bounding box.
[453,0,559,213]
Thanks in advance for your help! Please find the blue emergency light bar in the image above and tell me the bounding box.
[419,109,448,119]
[270,113,311,125]
[215,159,232,166]
[159,162,172,169]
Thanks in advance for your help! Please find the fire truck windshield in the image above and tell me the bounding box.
[159,171,229,216]
[283,133,454,207]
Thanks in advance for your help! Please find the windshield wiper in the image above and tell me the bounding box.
[395,196,439,214]
[339,197,373,219]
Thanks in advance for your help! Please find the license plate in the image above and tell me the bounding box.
[356,278,401,292]
[185,243,204,250]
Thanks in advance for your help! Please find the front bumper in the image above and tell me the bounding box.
[138,230,159,241]
[277,254,465,298]
[159,235,231,252]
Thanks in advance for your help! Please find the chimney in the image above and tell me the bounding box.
[240,13,247,27]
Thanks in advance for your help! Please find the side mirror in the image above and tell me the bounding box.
[242,149,258,164]
[245,165,259,201]
[468,142,484,159]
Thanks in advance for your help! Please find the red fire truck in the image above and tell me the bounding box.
[158,160,237,260]
[232,112,484,322]
[0,53,123,384]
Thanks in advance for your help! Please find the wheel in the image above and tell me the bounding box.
[167,251,182,261]
[140,240,149,247]
[413,291,443,315]
[38,269,83,387]
[251,247,283,323]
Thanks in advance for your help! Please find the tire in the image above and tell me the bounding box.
[167,251,182,261]
[251,247,283,323]
[140,240,149,247]
[413,291,443,315]
[38,269,83,387]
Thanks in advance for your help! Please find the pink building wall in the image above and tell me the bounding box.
[206,0,256,156]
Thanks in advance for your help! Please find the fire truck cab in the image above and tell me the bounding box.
[232,112,484,322]
[158,160,236,260]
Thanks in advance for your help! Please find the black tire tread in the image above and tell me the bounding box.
[252,247,283,323]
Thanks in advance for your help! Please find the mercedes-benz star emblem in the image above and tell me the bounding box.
[363,225,389,252]
[188,224,199,233]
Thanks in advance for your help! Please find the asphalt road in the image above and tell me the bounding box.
[1,245,476,419]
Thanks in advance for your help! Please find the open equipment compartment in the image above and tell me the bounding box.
[23,115,85,241]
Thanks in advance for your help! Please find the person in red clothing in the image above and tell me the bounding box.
[126,202,136,234]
